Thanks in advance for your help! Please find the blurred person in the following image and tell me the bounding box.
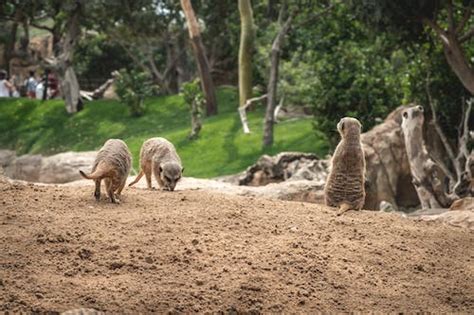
[24,70,38,99]
[0,70,14,97]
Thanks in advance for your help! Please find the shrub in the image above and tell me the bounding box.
[181,79,204,139]
[115,69,155,117]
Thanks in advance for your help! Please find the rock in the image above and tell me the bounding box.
[38,151,96,183]
[379,201,396,212]
[1,150,96,184]
[417,210,474,230]
[449,197,474,211]
[361,106,419,210]
[103,83,118,100]
[0,150,16,169]
[4,154,43,182]
[238,152,325,186]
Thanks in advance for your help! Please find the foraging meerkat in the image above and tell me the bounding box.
[324,117,366,216]
[79,139,132,204]
[128,137,183,191]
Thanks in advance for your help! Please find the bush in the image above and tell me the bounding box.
[115,69,155,117]
[181,79,204,139]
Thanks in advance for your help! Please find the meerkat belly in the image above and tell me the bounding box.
[326,171,364,204]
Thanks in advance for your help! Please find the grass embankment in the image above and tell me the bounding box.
[0,87,328,178]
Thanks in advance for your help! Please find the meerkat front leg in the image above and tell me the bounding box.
[143,163,153,190]
[156,172,166,190]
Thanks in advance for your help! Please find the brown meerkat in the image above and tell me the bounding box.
[128,137,183,191]
[79,139,132,204]
[324,117,366,216]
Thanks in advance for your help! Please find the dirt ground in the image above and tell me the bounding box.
[1,178,473,313]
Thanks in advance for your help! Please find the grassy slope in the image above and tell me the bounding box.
[0,87,328,178]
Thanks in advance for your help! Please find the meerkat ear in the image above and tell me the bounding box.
[181,167,185,173]
[159,166,163,172]
[417,105,423,112]
[403,111,408,119]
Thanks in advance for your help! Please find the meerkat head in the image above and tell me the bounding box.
[159,162,183,191]
[337,117,362,139]
[402,105,424,123]
[401,105,424,131]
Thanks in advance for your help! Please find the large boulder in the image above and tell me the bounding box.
[361,106,419,210]
[4,154,43,182]
[1,150,96,183]
[38,151,96,183]
[416,210,474,230]
[450,197,474,211]
[0,150,16,169]
[238,152,328,186]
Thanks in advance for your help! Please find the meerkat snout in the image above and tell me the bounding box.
[159,162,183,191]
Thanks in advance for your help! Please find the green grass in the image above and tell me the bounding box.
[0,87,328,178]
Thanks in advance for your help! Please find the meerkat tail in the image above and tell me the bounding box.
[128,170,144,187]
[79,166,108,180]
[336,203,352,216]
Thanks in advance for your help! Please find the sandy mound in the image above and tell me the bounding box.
[0,181,473,313]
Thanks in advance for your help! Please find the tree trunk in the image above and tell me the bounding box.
[180,0,218,116]
[262,15,292,148]
[4,21,19,74]
[54,4,82,114]
[176,32,190,88]
[238,0,254,108]
[165,34,179,94]
[189,98,202,139]
[424,18,474,94]
[441,33,474,94]
[60,67,82,113]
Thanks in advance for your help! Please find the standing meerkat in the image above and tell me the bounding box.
[324,117,366,216]
[128,137,183,191]
[79,139,132,204]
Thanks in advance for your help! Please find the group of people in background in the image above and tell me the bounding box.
[0,69,59,100]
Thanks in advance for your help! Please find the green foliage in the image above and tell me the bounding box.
[115,69,155,117]
[0,87,328,178]
[181,79,204,108]
[271,4,405,146]
[401,41,473,140]
[74,34,132,84]
[181,79,205,139]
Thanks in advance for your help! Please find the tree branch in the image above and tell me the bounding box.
[297,2,336,28]
[425,74,457,184]
[238,94,267,134]
[453,98,473,197]
[447,0,455,32]
[423,18,450,46]
[30,22,54,33]
[456,2,473,34]
[460,27,474,43]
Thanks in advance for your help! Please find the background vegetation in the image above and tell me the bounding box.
[0,0,472,177]
[0,87,327,178]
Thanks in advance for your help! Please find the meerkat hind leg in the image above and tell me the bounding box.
[94,179,101,201]
[105,178,118,204]
[116,178,127,197]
